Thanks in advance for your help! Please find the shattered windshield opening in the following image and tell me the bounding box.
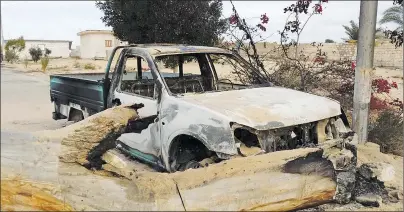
[208,53,272,92]
[154,53,271,96]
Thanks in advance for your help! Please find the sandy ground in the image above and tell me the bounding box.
[0,65,169,210]
[1,63,403,211]
[1,66,66,132]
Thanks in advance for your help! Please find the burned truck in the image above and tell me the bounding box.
[50,44,355,172]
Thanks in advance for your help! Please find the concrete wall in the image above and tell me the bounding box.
[20,40,71,59]
[252,40,403,68]
[70,46,80,58]
[80,33,126,59]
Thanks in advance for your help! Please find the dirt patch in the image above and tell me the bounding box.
[357,143,403,194]
[1,178,73,211]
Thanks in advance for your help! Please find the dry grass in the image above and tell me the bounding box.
[84,63,96,70]
[40,57,50,72]
[23,57,29,68]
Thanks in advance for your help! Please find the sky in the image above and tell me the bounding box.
[1,1,400,48]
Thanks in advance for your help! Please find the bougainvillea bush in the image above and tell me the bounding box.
[225,0,403,155]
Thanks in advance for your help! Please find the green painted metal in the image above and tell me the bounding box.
[50,77,103,92]
[119,144,158,166]
[50,76,104,107]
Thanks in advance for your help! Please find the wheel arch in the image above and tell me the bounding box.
[168,134,211,157]
[68,107,84,122]
[163,131,213,172]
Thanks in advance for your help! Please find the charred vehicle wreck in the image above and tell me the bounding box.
[50,44,356,172]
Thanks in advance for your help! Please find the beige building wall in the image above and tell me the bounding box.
[18,40,72,59]
[78,30,127,59]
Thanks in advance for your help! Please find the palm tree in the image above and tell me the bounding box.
[342,20,383,41]
[342,20,360,40]
[379,5,403,31]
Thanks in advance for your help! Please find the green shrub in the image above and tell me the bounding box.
[84,63,96,70]
[29,47,43,63]
[368,109,403,156]
[5,36,25,52]
[5,50,18,63]
[44,48,52,56]
[41,56,50,72]
[23,57,29,68]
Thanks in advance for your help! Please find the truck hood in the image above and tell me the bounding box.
[181,87,341,130]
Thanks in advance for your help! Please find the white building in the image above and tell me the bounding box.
[77,30,127,59]
[4,39,72,59]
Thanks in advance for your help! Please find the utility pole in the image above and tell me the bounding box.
[353,0,378,144]
[1,11,4,51]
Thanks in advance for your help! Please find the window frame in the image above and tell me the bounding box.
[154,53,216,95]
[117,54,158,100]
[105,40,112,47]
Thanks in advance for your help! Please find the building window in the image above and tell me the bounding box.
[105,40,112,47]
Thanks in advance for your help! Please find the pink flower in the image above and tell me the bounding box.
[314,4,323,13]
[260,13,269,24]
[229,15,238,25]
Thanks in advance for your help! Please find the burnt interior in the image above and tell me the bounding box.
[169,135,216,172]
[234,119,336,152]
[119,53,263,98]
[234,128,260,147]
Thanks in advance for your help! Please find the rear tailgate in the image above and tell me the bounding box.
[50,73,105,113]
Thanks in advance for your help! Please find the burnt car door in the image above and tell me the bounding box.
[111,50,164,167]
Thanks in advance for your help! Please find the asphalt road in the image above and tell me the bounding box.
[1,65,66,132]
[1,66,65,182]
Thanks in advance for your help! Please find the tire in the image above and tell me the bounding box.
[179,160,201,171]
[69,109,84,123]
[70,115,83,123]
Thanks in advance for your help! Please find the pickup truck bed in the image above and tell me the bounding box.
[50,73,107,115]
[50,72,178,118]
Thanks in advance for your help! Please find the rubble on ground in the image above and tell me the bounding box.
[32,104,401,211]
[300,142,403,211]
[53,109,361,211]
[355,194,383,207]
[358,162,395,182]
[55,105,139,168]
